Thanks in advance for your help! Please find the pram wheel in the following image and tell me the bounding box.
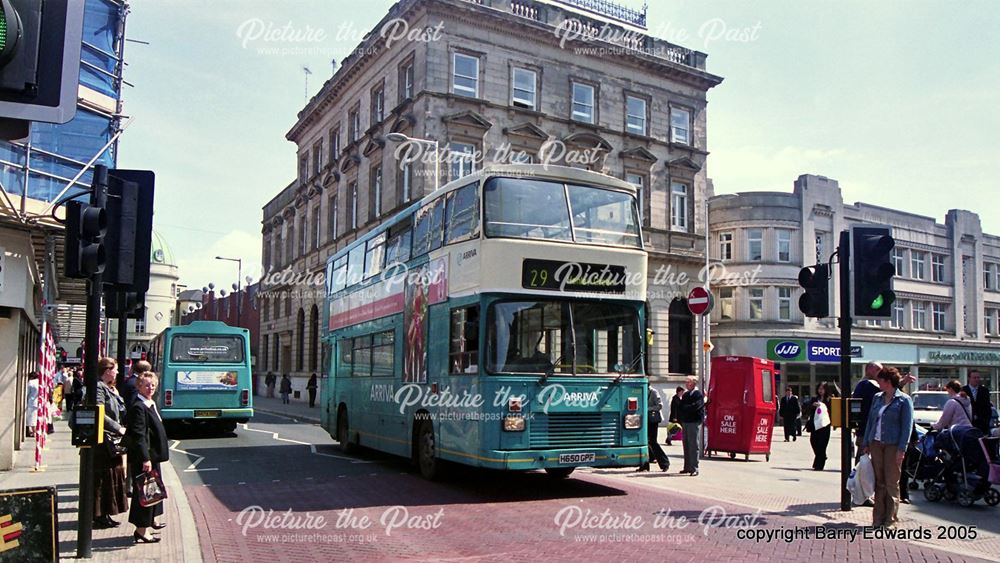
[958,485,976,507]
[984,488,1000,507]
[924,483,944,502]
[944,489,958,502]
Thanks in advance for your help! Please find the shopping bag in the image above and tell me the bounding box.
[857,454,875,499]
[135,470,168,507]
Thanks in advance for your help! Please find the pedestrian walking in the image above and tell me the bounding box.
[25,372,40,437]
[962,370,993,434]
[853,362,882,463]
[126,372,170,543]
[860,367,914,528]
[279,374,292,404]
[265,371,277,399]
[778,387,801,442]
[94,358,128,529]
[67,369,84,414]
[932,380,974,431]
[638,387,669,472]
[307,373,319,408]
[679,376,705,476]
[808,382,838,470]
[667,386,684,446]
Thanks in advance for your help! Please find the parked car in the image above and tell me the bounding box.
[912,391,949,428]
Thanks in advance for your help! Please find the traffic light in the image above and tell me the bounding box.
[104,289,144,319]
[64,200,107,278]
[798,264,831,318]
[851,225,895,318]
[0,0,85,136]
[102,169,154,296]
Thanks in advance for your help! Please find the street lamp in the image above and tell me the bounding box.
[385,132,440,192]
[215,256,243,327]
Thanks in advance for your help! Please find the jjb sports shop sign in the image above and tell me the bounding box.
[767,339,863,363]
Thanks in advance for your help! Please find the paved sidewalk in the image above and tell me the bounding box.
[0,417,202,562]
[253,394,321,423]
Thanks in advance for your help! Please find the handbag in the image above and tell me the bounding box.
[134,469,168,507]
[105,433,128,456]
[650,410,663,425]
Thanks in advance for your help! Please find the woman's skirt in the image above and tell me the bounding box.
[93,447,128,518]
[127,461,164,528]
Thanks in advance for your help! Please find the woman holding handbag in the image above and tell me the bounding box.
[126,372,170,543]
[94,358,128,529]
[809,382,834,471]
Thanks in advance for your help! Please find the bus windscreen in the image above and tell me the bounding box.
[171,335,245,363]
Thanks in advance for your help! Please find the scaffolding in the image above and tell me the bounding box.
[0,0,131,343]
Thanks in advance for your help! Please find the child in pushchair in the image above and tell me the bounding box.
[914,425,1000,507]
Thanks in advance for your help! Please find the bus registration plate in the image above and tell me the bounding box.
[194,410,222,418]
[558,453,595,464]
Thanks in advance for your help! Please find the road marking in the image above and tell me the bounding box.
[238,482,246,485]
[240,424,373,464]
[272,479,281,483]
[170,440,219,472]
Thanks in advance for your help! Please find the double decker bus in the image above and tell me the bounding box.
[149,321,254,433]
[322,164,648,479]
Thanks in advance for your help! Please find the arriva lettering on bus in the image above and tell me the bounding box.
[370,384,396,402]
[538,384,602,413]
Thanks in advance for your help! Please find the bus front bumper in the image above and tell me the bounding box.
[161,408,254,422]
[441,446,647,471]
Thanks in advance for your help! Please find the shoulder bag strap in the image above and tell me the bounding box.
[952,398,974,425]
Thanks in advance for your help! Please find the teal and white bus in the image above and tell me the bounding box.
[322,164,649,479]
[149,321,254,433]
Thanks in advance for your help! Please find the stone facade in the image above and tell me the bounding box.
[709,173,1000,401]
[260,0,723,390]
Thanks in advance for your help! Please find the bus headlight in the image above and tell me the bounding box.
[503,415,525,432]
[624,414,641,430]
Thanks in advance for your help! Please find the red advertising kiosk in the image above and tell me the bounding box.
[705,356,777,462]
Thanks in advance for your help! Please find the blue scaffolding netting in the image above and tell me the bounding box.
[1,0,123,203]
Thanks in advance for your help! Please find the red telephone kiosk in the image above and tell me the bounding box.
[705,356,777,462]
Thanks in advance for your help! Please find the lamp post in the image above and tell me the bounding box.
[385,132,440,192]
[215,256,242,327]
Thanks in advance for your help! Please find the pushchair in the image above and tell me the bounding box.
[922,426,1000,507]
[905,426,947,490]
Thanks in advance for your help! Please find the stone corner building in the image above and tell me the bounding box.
[260,0,723,392]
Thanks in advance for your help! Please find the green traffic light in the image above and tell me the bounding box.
[0,12,7,51]
[871,294,885,310]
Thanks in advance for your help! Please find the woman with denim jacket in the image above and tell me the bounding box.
[860,367,915,528]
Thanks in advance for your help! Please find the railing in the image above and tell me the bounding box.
[555,0,647,28]
[511,0,540,20]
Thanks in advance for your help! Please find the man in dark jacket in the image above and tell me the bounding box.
[778,387,801,442]
[852,362,882,462]
[679,376,705,476]
[963,370,994,434]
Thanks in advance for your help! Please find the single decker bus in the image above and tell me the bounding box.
[149,320,254,433]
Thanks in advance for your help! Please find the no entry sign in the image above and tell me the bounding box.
[688,286,713,316]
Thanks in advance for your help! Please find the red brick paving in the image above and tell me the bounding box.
[184,469,990,562]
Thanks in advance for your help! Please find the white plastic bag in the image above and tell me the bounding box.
[847,454,876,505]
[857,454,875,499]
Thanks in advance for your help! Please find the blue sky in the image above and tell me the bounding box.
[117,0,1000,290]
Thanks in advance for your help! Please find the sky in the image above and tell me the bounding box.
[117,0,1000,291]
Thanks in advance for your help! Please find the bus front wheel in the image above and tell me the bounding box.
[415,421,441,481]
[337,409,354,454]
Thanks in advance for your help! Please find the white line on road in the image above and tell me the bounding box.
[170,440,219,472]
[240,424,373,464]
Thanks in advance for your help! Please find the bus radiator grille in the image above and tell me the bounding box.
[528,412,619,449]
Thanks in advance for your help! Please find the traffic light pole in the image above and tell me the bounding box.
[76,166,108,558]
[838,230,852,512]
[116,306,128,387]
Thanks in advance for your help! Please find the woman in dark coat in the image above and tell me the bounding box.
[307,374,319,408]
[126,372,170,543]
[94,358,128,528]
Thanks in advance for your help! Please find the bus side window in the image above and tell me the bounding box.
[449,306,479,375]
[446,182,479,245]
[339,338,353,377]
